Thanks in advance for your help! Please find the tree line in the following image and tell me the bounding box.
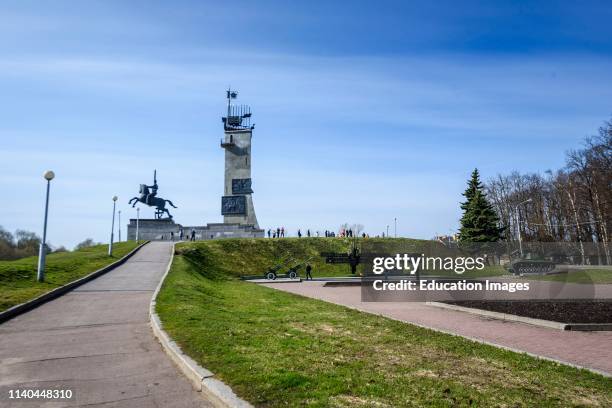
[484,118,611,264]
[0,226,100,261]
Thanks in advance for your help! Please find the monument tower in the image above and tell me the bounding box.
[221,89,260,228]
[126,89,264,241]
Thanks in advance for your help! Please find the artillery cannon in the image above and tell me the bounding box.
[284,257,314,279]
[264,257,313,280]
[264,254,295,280]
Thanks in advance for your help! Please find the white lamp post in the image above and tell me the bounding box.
[37,170,55,282]
[515,198,533,258]
[136,207,140,243]
[118,210,122,242]
[394,217,397,238]
[108,196,118,256]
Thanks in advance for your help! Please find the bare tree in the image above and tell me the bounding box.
[485,118,611,264]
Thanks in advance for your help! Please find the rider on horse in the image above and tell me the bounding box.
[139,170,158,206]
[145,180,158,205]
[130,170,177,219]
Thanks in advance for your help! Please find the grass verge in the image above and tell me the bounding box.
[156,240,611,407]
[0,241,139,312]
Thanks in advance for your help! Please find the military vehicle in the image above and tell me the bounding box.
[508,259,556,275]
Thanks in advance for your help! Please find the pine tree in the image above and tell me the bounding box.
[458,169,504,242]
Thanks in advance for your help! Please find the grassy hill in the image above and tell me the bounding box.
[0,241,139,312]
[156,238,611,407]
[174,237,505,279]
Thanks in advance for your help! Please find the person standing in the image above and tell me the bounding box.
[190,229,196,241]
[297,229,302,238]
[170,231,175,241]
[281,227,285,237]
[307,229,311,237]
[277,227,281,238]
[267,229,271,238]
[305,263,313,280]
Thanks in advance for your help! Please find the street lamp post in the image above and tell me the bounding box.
[118,210,122,242]
[108,196,118,256]
[136,207,140,243]
[515,198,533,258]
[394,217,397,238]
[37,170,55,282]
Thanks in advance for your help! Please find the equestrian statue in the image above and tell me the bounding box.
[128,170,177,219]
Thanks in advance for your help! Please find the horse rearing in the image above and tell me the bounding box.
[128,172,178,219]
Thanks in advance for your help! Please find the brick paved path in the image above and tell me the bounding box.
[262,281,612,376]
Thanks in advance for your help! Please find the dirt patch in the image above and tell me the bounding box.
[445,300,612,323]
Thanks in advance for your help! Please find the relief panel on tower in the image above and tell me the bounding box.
[221,195,247,215]
[232,178,253,195]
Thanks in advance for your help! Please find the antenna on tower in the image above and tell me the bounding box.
[222,88,254,130]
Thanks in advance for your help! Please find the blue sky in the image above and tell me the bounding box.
[1,0,611,248]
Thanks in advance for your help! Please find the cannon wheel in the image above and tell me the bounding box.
[288,270,298,279]
[266,271,277,280]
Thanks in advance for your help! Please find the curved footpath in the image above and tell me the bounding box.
[0,242,213,408]
[263,281,612,376]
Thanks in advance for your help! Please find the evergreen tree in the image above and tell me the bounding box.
[458,169,504,242]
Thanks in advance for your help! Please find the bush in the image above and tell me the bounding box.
[75,238,99,251]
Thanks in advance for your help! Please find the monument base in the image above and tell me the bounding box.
[127,218,179,241]
[185,223,264,240]
[127,219,264,241]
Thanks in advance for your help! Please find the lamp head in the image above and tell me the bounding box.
[112,196,118,202]
[43,170,55,181]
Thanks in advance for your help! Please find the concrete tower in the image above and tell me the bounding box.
[220,89,260,228]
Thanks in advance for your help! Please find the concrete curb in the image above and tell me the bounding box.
[426,302,612,331]
[565,323,612,331]
[0,241,150,324]
[149,243,253,408]
[246,278,301,283]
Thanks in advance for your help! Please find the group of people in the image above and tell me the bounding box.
[267,227,286,238]
[297,229,315,238]
[267,227,369,238]
[162,226,372,242]
[163,228,196,241]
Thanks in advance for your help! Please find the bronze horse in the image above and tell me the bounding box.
[128,170,177,219]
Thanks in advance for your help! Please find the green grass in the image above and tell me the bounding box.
[173,237,509,279]
[156,239,611,407]
[177,237,361,278]
[0,241,139,312]
[525,269,612,284]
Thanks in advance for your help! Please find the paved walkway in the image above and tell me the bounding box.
[262,281,612,376]
[0,242,212,408]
